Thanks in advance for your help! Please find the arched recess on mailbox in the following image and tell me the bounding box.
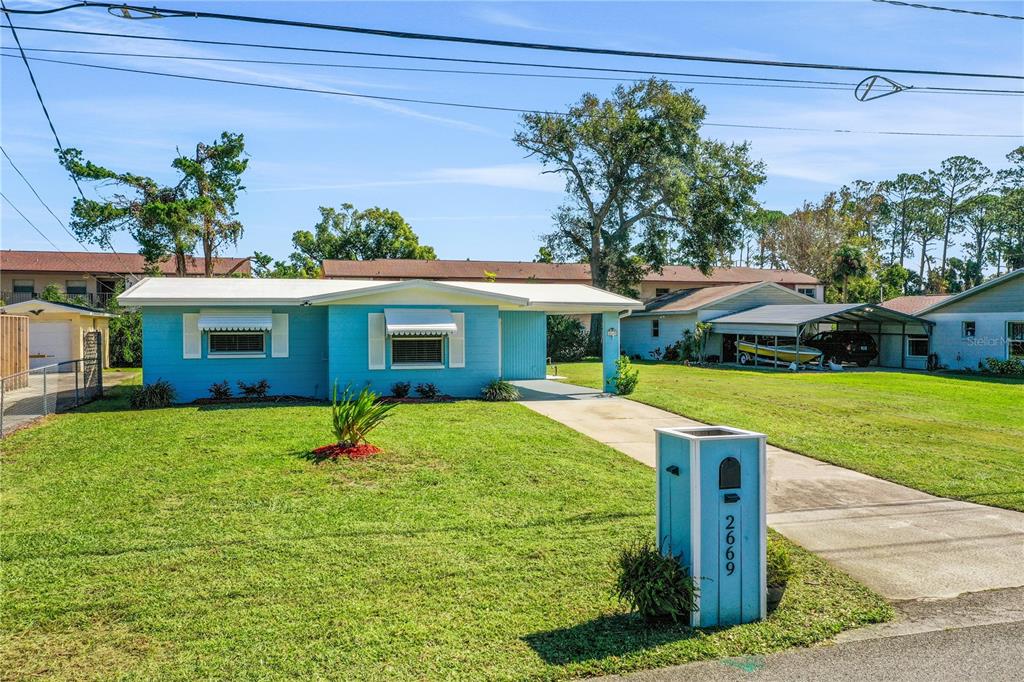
[719,456,741,489]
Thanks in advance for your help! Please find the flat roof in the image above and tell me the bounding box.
[117,277,643,312]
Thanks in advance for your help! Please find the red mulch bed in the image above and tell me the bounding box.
[310,443,382,461]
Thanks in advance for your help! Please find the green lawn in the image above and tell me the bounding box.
[559,361,1024,512]
[1,388,890,680]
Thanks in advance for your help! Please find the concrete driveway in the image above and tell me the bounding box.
[514,380,1024,601]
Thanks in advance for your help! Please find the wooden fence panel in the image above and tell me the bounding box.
[1,315,30,389]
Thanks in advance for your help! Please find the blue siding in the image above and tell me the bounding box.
[621,313,697,359]
[328,305,500,397]
[141,306,329,402]
[500,311,546,380]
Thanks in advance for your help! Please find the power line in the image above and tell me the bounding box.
[0,191,95,273]
[6,52,1020,139]
[0,145,91,249]
[4,25,1016,96]
[1,3,140,275]
[871,0,1024,21]
[1,0,85,198]
[1,1,1021,80]
[2,45,1020,97]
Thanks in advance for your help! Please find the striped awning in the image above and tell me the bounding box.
[384,308,457,336]
[198,310,273,331]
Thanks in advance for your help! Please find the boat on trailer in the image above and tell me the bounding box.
[735,340,822,366]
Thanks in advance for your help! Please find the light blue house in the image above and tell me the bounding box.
[118,277,642,401]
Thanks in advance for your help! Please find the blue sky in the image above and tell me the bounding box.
[2,1,1022,265]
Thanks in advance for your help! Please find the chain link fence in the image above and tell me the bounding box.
[1,331,104,437]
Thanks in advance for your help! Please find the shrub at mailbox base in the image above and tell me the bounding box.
[655,425,767,628]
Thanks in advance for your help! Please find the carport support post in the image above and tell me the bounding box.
[602,311,620,393]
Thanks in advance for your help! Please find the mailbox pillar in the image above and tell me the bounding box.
[655,425,767,628]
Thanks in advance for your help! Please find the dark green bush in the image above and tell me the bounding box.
[237,379,270,398]
[767,536,795,587]
[415,383,440,399]
[481,379,520,402]
[985,357,1024,376]
[546,314,589,362]
[208,381,232,400]
[391,381,411,398]
[129,379,176,409]
[614,538,698,623]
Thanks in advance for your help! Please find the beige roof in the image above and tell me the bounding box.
[321,259,819,285]
[117,277,642,312]
[645,283,764,313]
[0,250,251,276]
[882,295,952,315]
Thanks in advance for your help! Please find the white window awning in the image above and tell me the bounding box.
[384,308,457,336]
[198,309,273,332]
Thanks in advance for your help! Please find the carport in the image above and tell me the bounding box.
[708,303,933,369]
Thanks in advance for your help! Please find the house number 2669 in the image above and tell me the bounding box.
[724,514,736,576]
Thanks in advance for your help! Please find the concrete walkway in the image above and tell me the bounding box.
[514,380,1024,601]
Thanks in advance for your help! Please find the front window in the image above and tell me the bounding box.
[651,319,660,338]
[798,287,816,298]
[655,288,670,297]
[208,332,265,355]
[391,336,443,366]
[1008,322,1024,359]
[907,336,929,357]
[66,280,88,295]
[12,279,33,293]
[961,321,976,338]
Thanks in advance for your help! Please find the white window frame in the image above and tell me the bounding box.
[390,335,445,369]
[1008,321,1024,360]
[207,331,267,359]
[961,320,976,338]
[906,335,929,358]
[797,287,816,298]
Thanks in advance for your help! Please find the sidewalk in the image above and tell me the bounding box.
[514,379,1024,601]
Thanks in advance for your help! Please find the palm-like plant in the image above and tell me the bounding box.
[331,383,397,447]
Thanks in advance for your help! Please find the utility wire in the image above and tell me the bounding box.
[4,25,1016,95]
[871,0,1024,21]
[1,2,140,275]
[1,0,85,198]
[2,45,1020,96]
[0,191,95,273]
[0,145,90,249]
[6,53,1020,139]
[1,1,1021,80]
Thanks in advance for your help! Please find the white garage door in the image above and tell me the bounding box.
[29,321,72,369]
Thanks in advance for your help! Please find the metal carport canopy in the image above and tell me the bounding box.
[709,303,932,337]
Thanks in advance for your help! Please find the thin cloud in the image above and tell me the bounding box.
[250,163,562,193]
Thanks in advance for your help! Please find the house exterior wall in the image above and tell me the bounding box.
[933,276,1023,314]
[142,305,329,402]
[24,312,110,368]
[328,305,501,397]
[499,311,546,380]
[621,313,697,359]
[926,312,1021,370]
[1,271,135,306]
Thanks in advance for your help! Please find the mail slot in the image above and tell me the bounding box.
[655,425,767,627]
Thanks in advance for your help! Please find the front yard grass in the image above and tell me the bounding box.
[558,361,1024,512]
[0,388,890,680]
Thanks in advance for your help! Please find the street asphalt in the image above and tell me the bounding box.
[606,620,1024,681]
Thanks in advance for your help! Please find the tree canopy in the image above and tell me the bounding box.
[514,79,765,298]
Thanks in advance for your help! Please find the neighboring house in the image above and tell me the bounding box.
[0,250,252,307]
[321,259,824,302]
[118,277,642,401]
[0,299,112,368]
[623,281,931,369]
[622,282,820,360]
[886,269,1024,370]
